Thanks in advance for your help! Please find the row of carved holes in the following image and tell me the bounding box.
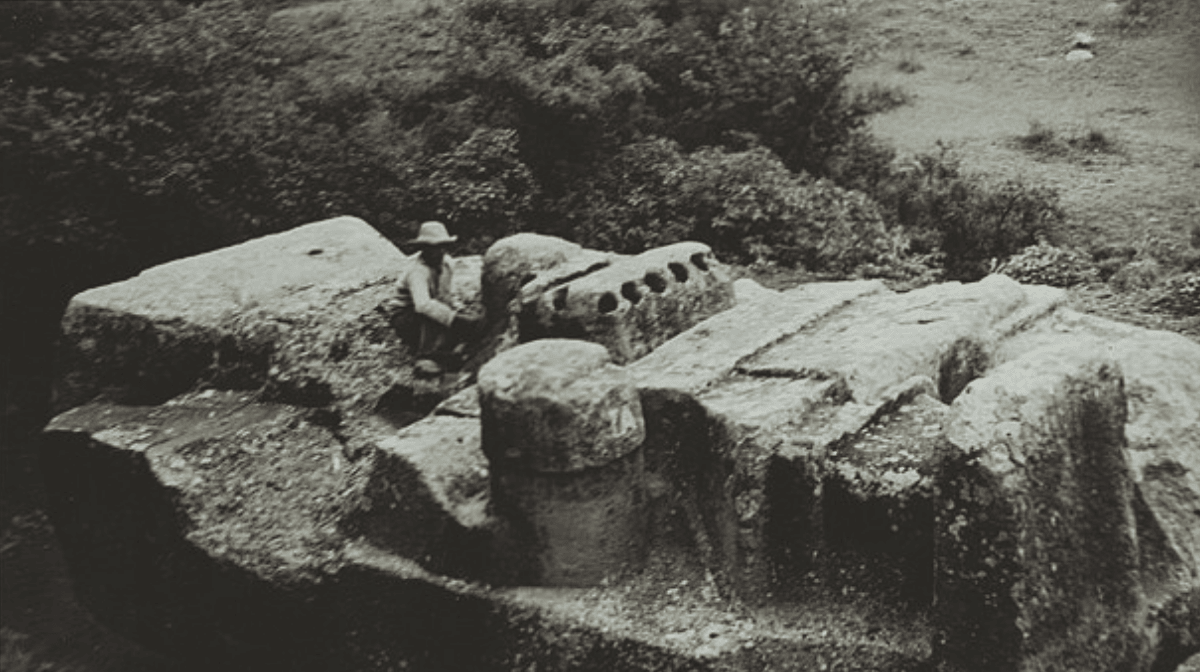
[595,252,710,314]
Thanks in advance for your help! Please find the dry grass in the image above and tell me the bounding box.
[1014,121,1125,161]
[837,0,1199,333]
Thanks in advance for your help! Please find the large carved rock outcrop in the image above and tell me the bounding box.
[42,223,1200,671]
[52,216,482,417]
[479,340,649,585]
[519,242,735,364]
[937,343,1147,670]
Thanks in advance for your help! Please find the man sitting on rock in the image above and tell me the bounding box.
[396,221,483,377]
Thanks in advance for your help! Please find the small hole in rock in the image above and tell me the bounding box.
[519,273,537,287]
[598,292,618,314]
[308,248,324,256]
[690,252,709,271]
[621,281,642,305]
[668,262,689,283]
[645,271,667,293]
[553,288,569,311]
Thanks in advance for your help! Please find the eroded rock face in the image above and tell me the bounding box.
[52,216,479,417]
[41,390,374,668]
[937,343,1147,671]
[481,233,585,319]
[42,223,1200,672]
[520,242,735,364]
[479,340,648,586]
[996,310,1200,671]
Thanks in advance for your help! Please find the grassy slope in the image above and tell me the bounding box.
[839,0,1199,337]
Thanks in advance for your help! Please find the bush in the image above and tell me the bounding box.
[853,146,1062,280]
[1148,272,1200,316]
[1014,121,1123,161]
[566,138,905,274]
[1110,258,1162,291]
[3,0,882,264]
[996,243,1099,287]
[637,2,867,177]
[402,128,540,253]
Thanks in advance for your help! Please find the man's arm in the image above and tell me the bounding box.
[407,264,457,327]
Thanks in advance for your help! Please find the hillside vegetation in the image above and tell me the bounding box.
[2,0,1067,425]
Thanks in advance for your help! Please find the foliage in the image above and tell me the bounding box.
[402,128,540,253]
[1,0,272,268]
[1110,259,1163,291]
[0,628,75,672]
[637,2,866,176]
[995,243,1099,288]
[1148,272,1200,316]
[564,138,905,274]
[1,0,895,267]
[1015,121,1123,161]
[847,145,1063,280]
[441,0,662,185]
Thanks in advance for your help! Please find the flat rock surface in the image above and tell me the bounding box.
[630,279,886,394]
[71,216,404,324]
[54,216,484,415]
[739,275,1028,402]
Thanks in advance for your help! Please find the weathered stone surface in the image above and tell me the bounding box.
[43,221,1200,672]
[663,372,939,601]
[481,233,584,319]
[521,242,736,364]
[41,389,376,668]
[1025,316,1200,592]
[629,277,1062,604]
[823,390,947,601]
[732,277,775,303]
[433,383,481,418]
[342,412,490,578]
[630,279,886,394]
[936,341,1149,672]
[52,216,484,417]
[996,309,1200,668]
[738,274,1058,403]
[478,339,648,586]
[478,340,644,472]
[336,541,932,672]
[53,216,406,412]
[448,254,484,316]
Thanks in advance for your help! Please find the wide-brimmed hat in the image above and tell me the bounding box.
[409,221,457,246]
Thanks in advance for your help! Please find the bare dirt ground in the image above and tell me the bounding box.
[2,1,1197,670]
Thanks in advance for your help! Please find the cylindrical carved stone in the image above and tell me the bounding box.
[478,339,648,586]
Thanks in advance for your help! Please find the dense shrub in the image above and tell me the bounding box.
[634,3,866,177]
[565,138,905,274]
[1148,272,1200,316]
[1,0,1072,426]
[996,243,1099,288]
[1,0,894,266]
[851,146,1063,280]
[402,128,540,253]
[1110,258,1164,291]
